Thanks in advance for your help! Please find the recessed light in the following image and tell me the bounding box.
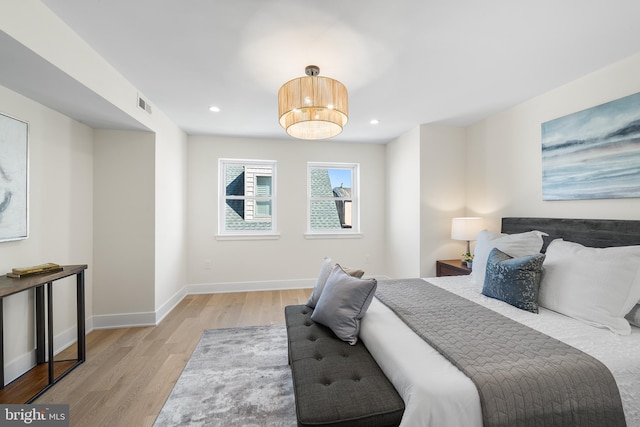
[209,105,221,113]
[370,119,380,125]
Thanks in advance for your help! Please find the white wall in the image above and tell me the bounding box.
[0,85,94,384]
[187,135,387,290]
[386,127,421,278]
[93,130,156,326]
[1,0,189,330]
[466,52,640,232]
[385,124,467,279]
[419,124,467,276]
[154,124,189,317]
[0,0,157,132]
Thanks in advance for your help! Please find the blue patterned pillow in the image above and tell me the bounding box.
[482,247,545,313]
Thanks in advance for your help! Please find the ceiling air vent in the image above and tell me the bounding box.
[137,95,152,114]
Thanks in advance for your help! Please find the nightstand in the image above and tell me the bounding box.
[436,259,472,277]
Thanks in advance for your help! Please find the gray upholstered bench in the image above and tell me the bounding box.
[284,305,405,427]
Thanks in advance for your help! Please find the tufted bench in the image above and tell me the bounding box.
[284,305,405,427]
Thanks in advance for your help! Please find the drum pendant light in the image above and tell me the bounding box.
[278,65,348,140]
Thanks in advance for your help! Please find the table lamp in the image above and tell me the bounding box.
[451,217,483,256]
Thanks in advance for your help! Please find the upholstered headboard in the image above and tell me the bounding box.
[501,217,640,252]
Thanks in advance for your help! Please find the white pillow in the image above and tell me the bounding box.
[471,229,546,287]
[539,239,640,335]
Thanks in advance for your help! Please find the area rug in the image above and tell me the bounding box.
[153,324,296,427]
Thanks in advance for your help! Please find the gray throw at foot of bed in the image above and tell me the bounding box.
[375,279,626,427]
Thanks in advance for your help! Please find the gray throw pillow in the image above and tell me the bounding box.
[310,264,377,345]
[626,304,640,328]
[482,247,545,313]
[306,257,333,308]
[342,267,365,278]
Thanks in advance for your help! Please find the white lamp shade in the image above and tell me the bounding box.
[451,217,483,241]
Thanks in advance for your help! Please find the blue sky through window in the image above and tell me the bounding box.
[328,169,352,189]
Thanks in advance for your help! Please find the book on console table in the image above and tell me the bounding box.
[6,263,63,278]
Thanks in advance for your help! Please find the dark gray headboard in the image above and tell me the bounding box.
[501,217,640,252]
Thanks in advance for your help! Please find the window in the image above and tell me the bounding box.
[307,162,359,236]
[219,159,277,237]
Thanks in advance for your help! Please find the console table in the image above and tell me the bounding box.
[0,264,87,403]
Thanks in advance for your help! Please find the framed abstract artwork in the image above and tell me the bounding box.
[541,92,640,200]
[0,112,28,242]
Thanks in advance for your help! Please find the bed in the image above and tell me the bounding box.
[359,217,640,427]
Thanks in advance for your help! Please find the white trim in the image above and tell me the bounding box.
[92,311,157,329]
[75,274,390,345]
[215,233,280,241]
[304,232,363,239]
[86,288,184,330]
[218,158,277,236]
[307,161,360,234]
[4,350,36,386]
[53,323,81,356]
[155,286,187,324]
[187,275,388,294]
[187,278,315,294]
[3,323,84,386]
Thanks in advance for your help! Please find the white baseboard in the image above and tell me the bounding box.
[4,350,36,387]
[92,311,157,329]
[4,324,81,386]
[88,277,386,330]
[85,280,313,330]
[156,287,187,324]
[55,323,80,355]
[186,278,315,294]
[91,287,186,329]
[5,280,319,385]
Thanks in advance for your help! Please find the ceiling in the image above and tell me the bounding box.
[7,1,640,143]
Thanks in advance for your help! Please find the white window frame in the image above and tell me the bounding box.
[306,162,361,238]
[217,159,278,240]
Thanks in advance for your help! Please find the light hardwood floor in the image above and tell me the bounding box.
[32,289,311,427]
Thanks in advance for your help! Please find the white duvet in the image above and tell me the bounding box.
[359,275,640,427]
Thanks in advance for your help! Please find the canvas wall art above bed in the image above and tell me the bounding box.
[306,217,640,427]
[541,91,640,201]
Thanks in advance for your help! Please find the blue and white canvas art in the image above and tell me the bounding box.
[541,92,640,200]
[0,113,28,241]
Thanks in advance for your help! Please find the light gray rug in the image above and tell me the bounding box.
[154,324,296,427]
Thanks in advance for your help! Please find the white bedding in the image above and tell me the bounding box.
[359,275,640,427]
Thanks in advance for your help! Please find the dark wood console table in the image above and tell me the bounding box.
[0,264,87,403]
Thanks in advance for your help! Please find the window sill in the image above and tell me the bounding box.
[216,233,281,241]
[304,232,363,239]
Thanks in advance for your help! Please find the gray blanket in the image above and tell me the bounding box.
[375,279,626,427]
